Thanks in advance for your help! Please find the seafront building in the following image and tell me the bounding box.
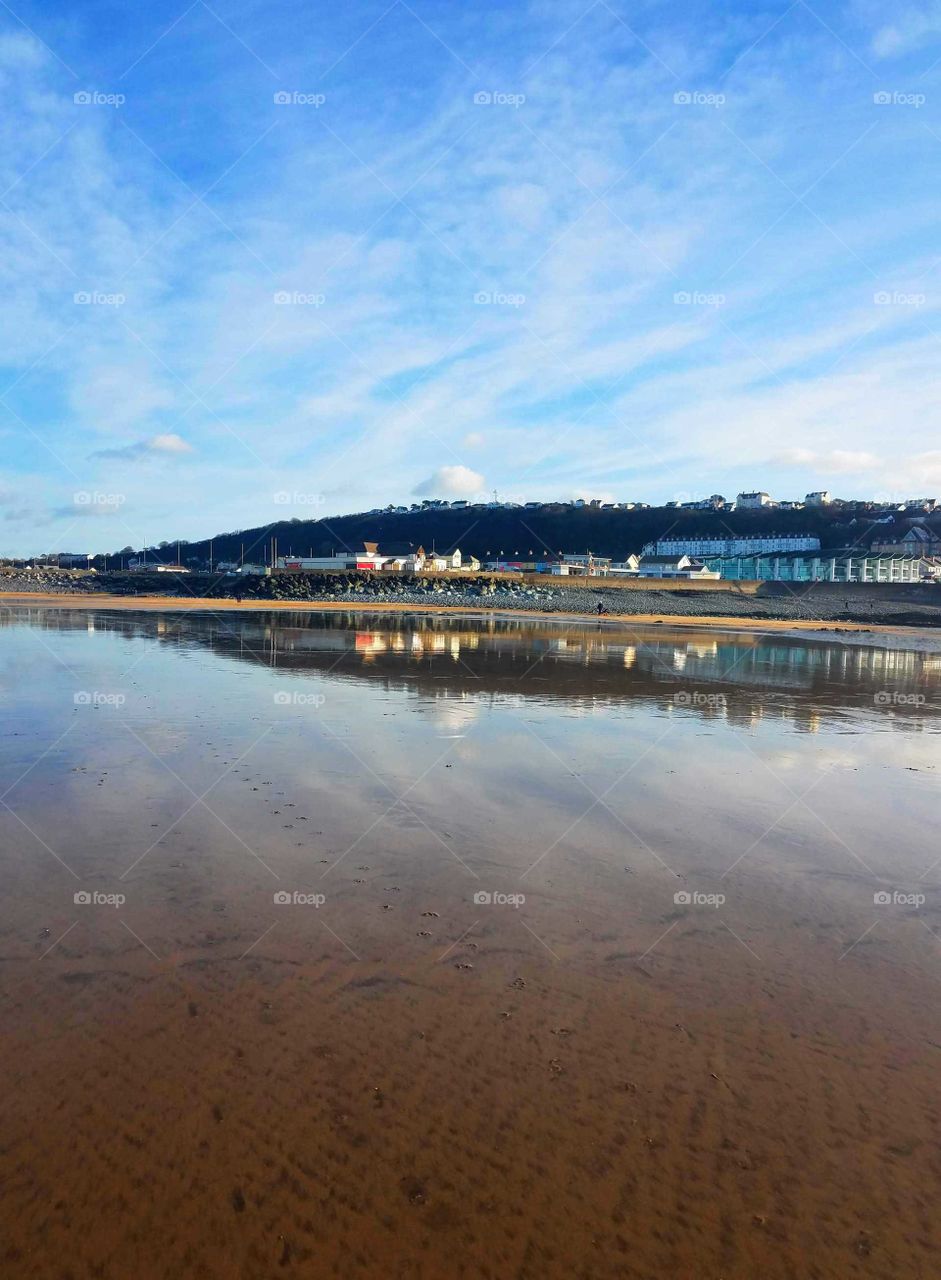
[277,543,480,572]
[270,540,935,585]
[704,551,937,583]
[634,555,720,580]
[643,534,820,558]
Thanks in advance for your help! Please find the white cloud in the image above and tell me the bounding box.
[866,3,941,57]
[772,449,882,473]
[149,434,193,455]
[90,433,193,461]
[2,9,941,554]
[413,465,485,498]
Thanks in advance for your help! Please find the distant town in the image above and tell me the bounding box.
[8,489,941,586]
[339,489,939,516]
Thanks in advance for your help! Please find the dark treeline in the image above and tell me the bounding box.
[102,502,938,569]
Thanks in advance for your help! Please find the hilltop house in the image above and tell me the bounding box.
[736,490,774,509]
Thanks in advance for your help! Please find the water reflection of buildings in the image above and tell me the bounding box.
[4,607,940,733]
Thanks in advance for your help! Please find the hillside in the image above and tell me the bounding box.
[110,502,940,569]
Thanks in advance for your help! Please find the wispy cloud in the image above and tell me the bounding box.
[0,4,940,553]
[89,433,194,461]
[864,2,941,58]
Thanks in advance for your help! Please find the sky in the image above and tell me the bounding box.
[2,0,941,554]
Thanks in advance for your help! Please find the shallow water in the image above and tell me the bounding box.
[1,607,940,1278]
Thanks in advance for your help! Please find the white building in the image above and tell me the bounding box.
[643,534,820,558]
[425,549,463,571]
[560,553,612,577]
[277,542,477,573]
[383,552,425,572]
[805,490,832,506]
[279,546,388,571]
[636,555,720,580]
[736,491,773,509]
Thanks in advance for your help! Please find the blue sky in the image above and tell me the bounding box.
[2,0,941,554]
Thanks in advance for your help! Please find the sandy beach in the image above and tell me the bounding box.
[3,589,939,646]
[1,604,940,1278]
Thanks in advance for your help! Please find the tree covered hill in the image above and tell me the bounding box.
[113,501,937,569]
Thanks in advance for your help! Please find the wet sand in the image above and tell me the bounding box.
[2,588,939,646]
[1,608,940,1278]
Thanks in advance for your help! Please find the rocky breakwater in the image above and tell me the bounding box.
[238,571,565,608]
[0,567,103,594]
[5,566,940,627]
[241,572,941,625]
